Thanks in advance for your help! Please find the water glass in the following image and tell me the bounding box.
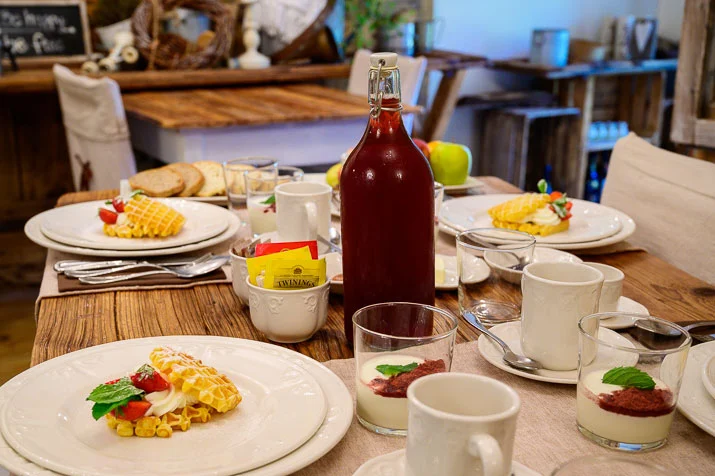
[223,157,277,216]
[456,228,535,324]
[245,166,303,236]
[353,302,458,436]
[577,313,691,452]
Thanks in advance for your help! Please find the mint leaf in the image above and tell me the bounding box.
[261,194,276,205]
[602,367,656,390]
[87,377,144,404]
[135,364,155,381]
[91,395,142,420]
[537,179,548,194]
[376,362,419,378]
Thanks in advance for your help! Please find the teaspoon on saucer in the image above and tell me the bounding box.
[463,311,542,371]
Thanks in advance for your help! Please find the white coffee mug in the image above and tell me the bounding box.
[275,182,331,241]
[584,262,624,312]
[406,373,520,476]
[521,262,604,371]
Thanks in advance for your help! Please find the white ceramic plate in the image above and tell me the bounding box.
[120,179,230,204]
[0,336,352,476]
[477,322,637,384]
[662,341,715,437]
[439,208,636,251]
[352,449,539,476]
[40,199,230,251]
[599,297,649,330]
[702,353,715,401]
[443,176,484,194]
[25,210,240,258]
[439,195,626,245]
[0,336,335,476]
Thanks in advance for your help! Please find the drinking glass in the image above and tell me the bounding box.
[223,157,277,217]
[552,455,672,475]
[353,302,458,436]
[577,313,691,452]
[245,166,303,236]
[456,228,535,324]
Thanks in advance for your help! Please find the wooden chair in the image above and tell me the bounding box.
[53,64,137,191]
[347,49,427,133]
[601,133,715,284]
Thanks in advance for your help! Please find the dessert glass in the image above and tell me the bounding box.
[456,228,535,324]
[244,166,304,236]
[353,302,458,436]
[223,157,277,215]
[577,313,691,452]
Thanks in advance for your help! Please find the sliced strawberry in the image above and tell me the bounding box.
[130,365,170,393]
[549,204,556,212]
[549,191,563,201]
[99,208,118,225]
[565,201,573,211]
[104,378,121,385]
[112,197,125,213]
[113,400,151,421]
[563,212,573,220]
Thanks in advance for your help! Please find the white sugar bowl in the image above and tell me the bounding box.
[229,249,249,306]
[246,277,330,343]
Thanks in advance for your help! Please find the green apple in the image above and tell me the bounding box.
[326,162,342,188]
[428,142,472,185]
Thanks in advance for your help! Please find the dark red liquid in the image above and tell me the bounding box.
[341,98,435,343]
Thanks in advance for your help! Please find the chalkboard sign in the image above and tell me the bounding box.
[0,0,91,64]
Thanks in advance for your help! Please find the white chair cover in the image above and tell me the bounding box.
[53,64,136,191]
[347,49,427,133]
[601,133,715,284]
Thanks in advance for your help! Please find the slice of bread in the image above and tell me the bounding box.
[129,168,184,197]
[165,163,205,197]
[193,161,226,197]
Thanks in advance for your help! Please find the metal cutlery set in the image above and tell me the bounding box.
[55,253,229,284]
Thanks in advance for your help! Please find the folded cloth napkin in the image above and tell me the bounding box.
[295,341,715,476]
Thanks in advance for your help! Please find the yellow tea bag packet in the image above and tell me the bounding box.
[264,258,327,290]
[246,247,312,285]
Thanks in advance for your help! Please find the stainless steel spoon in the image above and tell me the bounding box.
[463,310,542,371]
[65,253,213,278]
[55,254,212,273]
[461,232,529,271]
[78,255,229,285]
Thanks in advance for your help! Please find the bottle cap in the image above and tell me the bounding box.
[370,52,398,68]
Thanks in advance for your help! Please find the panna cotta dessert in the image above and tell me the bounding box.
[356,354,446,431]
[577,367,675,444]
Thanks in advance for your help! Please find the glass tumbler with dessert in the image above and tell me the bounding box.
[577,313,691,452]
[353,302,458,436]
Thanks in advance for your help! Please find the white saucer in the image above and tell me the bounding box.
[477,322,637,384]
[443,176,484,194]
[598,297,649,330]
[663,341,715,437]
[703,354,715,401]
[353,449,539,476]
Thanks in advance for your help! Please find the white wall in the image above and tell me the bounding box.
[431,0,661,150]
[658,0,685,42]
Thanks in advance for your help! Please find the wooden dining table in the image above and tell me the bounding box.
[32,176,715,366]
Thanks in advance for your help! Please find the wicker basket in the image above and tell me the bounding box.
[132,0,232,70]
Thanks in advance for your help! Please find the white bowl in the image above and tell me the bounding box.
[484,247,583,285]
[247,277,330,343]
[229,248,249,306]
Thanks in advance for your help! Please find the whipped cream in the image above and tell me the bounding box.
[519,205,561,226]
[144,382,199,417]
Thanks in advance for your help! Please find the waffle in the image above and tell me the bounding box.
[104,195,185,238]
[488,193,550,222]
[105,404,213,438]
[491,218,570,237]
[150,347,241,413]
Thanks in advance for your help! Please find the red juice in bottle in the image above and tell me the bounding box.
[341,52,435,343]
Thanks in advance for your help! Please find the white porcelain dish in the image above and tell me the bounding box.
[703,354,715,401]
[662,341,715,437]
[0,337,327,476]
[439,208,636,251]
[40,199,230,251]
[439,194,628,245]
[443,176,484,194]
[352,449,539,476]
[0,336,352,476]
[25,210,240,258]
[599,297,649,330]
[477,321,637,384]
[485,247,583,285]
[120,179,230,205]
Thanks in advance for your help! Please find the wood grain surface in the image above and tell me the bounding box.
[122,84,422,129]
[34,177,714,365]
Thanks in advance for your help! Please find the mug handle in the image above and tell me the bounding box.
[304,201,318,240]
[468,434,504,476]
